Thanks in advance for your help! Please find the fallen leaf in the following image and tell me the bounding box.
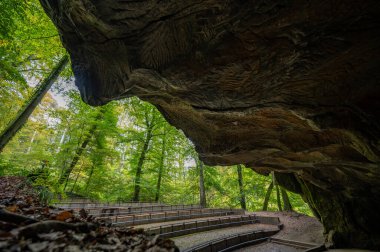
[38,231,64,241]
[28,241,49,252]
[64,245,82,252]
[23,208,35,214]
[55,211,73,221]
[0,241,9,249]
[0,231,12,238]
[72,233,85,241]
[96,244,119,250]
[26,196,34,205]
[5,205,18,213]
[79,208,88,219]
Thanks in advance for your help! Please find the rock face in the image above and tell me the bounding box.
[40,0,380,248]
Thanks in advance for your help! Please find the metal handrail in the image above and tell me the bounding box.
[55,203,201,213]
[182,229,280,252]
[106,208,243,221]
[146,215,259,239]
[112,209,243,226]
[158,220,257,237]
[92,204,203,217]
[53,201,168,208]
[146,214,256,234]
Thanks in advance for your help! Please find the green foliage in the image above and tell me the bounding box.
[0,88,312,214]
[0,0,67,132]
[0,0,27,39]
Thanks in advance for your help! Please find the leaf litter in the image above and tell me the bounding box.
[0,176,178,251]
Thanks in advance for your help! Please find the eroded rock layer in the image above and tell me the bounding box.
[40,0,380,248]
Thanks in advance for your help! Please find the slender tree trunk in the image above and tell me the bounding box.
[0,55,69,152]
[272,172,283,211]
[26,130,37,154]
[60,128,94,186]
[263,181,273,211]
[117,144,127,172]
[133,127,152,202]
[237,164,247,210]
[70,163,83,193]
[59,112,102,186]
[281,188,293,211]
[56,128,67,153]
[275,184,282,211]
[198,160,207,208]
[155,127,167,202]
[85,165,95,192]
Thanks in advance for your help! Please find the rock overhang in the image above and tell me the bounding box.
[40,0,380,248]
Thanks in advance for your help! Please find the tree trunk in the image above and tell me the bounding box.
[85,165,95,192]
[0,55,69,152]
[198,160,206,208]
[272,172,283,211]
[155,127,167,202]
[60,129,93,187]
[132,127,153,202]
[281,188,293,211]
[59,112,102,186]
[56,128,67,153]
[237,164,246,210]
[117,144,127,172]
[26,130,37,154]
[262,181,273,211]
[70,163,83,193]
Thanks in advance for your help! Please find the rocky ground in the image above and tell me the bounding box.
[0,176,178,252]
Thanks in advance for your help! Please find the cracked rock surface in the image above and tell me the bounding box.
[40,0,380,249]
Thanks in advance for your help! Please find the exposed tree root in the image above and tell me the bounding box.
[13,220,96,238]
[0,208,37,225]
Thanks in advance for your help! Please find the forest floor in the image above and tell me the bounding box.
[0,176,178,252]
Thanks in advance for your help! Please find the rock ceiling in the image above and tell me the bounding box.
[40,0,380,248]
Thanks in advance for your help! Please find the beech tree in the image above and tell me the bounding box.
[155,125,167,202]
[198,160,207,208]
[262,172,293,211]
[0,55,68,152]
[59,109,103,186]
[237,164,246,210]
